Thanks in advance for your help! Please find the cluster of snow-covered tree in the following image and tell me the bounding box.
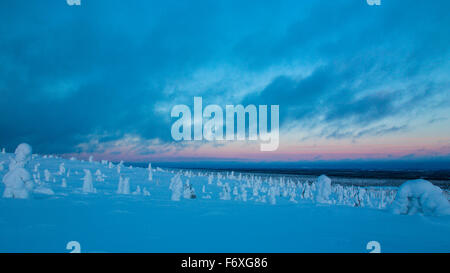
[1,143,450,216]
[0,144,154,198]
[169,167,450,216]
[168,170,399,208]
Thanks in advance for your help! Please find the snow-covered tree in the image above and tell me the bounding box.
[315,175,332,204]
[95,169,104,182]
[117,176,123,194]
[143,187,150,196]
[183,179,196,199]
[233,186,239,196]
[220,183,231,200]
[58,163,66,176]
[241,187,248,202]
[268,186,277,205]
[252,184,259,197]
[117,176,130,194]
[82,169,96,193]
[33,172,41,185]
[334,184,344,204]
[169,175,183,201]
[132,185,141,195]
[148,163,153,181]
[289,188,297,203]
[44,169,51,182]
[302,182,312,199]
[356,188,367,207]
[391,179,450,216]
[208,174,213,185]
[33,163,40,173]
[2,143,34,199]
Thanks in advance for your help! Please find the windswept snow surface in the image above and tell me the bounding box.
[0,152,449,253]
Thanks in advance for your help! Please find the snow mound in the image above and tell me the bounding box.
[34,185,55,195]
[391,179,450,216]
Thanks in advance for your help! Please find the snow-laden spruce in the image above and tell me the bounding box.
[44,169,51,182]
[58,163,66,176]
[233,186,238,196]
[117,176,130,194]
[268,185,277,205]
[220,183,232,200]
[183,179,196,199]
[208,174,213,185]
[2,143,34,199]
[81,169,96,193]
[390,179,450,216]
[148,163,153,181]
[169,174,183,201]
[95,169,105,182]
[33,162,40,173]
[302,182,312,199]
[32,173,40,184]
[240,186,248,202]
[315,175,332,204]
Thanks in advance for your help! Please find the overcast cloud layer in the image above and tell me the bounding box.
[0,0,449,162]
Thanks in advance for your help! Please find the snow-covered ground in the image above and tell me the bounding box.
[0,150,449,253]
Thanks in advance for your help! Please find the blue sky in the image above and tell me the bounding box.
[0,0,449,163]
